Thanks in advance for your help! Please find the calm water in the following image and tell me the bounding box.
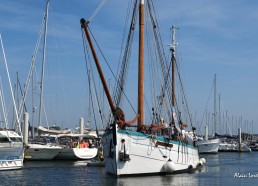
[1,152,258,186]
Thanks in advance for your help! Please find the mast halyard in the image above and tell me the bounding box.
[138,0,144,132]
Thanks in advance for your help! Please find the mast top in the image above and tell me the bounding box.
[170,26,178,52]
[141,0,144,5]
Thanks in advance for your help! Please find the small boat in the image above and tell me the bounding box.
[25,142,62,160]
[196,138,220,154]
[0,130,24,170]
[37,126,72,136]
[54,133,98,160]
[248,142,258,151]
[196,126,220,154]
[218,128,251,152]
[23,1,64,161]
[218,140,251,152]
[0,34,24,170]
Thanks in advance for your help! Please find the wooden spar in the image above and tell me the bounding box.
[171,52,175,125]
[171,31,175,107]
[80,18,116,113]
[171,26,176,125]
[138,0,144,132]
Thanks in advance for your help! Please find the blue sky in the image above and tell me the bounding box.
[0,0,258,134]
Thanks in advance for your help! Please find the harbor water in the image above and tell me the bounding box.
[1,152,258,186]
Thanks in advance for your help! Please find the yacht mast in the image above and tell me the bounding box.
[0,34,21,134]
[38,0,50,127]
[214,74,217,133]
[138,0,144,132]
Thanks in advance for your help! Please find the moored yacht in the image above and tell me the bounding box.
[196,126,220,154]
[0,129,24,170]
[54,133,98,160]
[25,142,62,160]
[196,138,220,154]
[218,139,251,152]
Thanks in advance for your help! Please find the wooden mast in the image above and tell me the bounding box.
[171,26,177,125]
[138,0,144,132]
[80,19,116,113]
[171,26,176,107]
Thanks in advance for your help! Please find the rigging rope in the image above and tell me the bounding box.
[148,0,173,113]
[81,29,103,134]
[198,76,216,132]
[85,22,138,116]
[175,57,194,129]
[113,0,138,107]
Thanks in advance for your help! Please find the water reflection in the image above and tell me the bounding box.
[116,172,199,186]
[1,153,258,186]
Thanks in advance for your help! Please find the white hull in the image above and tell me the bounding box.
[196,139,220,154]
[0,130,24,170]
[219,142,251,152]
[37,126,71,135]
[25,143,62,160]
[102,129,202,176]
[0,146,24,157]
[0,146,24,170]
[0,157,23,170]
[55,147,98,160]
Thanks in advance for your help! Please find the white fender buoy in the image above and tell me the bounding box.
[198,160,203,166]
[164,159,176,172]
[200,157,206,164]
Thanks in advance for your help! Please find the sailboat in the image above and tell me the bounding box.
[80,0,205,176]
[0,130,24,170]
[54,133,98,160]
[24,0,62,160]
[0,34,24,170]
[53,118,99,160]
[196,75,221,154]
[196,126,220,154]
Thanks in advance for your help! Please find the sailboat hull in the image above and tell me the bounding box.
[55,147,98,160]
[0,131,24,170]
[0,146,24,170]
[0,157,23,171]
[25,143,62,160]
[102,128,201,176]
[196,139,220,154]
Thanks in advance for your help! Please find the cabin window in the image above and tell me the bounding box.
[0,137,9,142]
[10,137,22,142]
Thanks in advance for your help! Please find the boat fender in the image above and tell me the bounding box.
[151,134,156,139]
[198,161,203,166]
[188,165,193,169]
[200,157,206,164]
[164,159,176,172]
